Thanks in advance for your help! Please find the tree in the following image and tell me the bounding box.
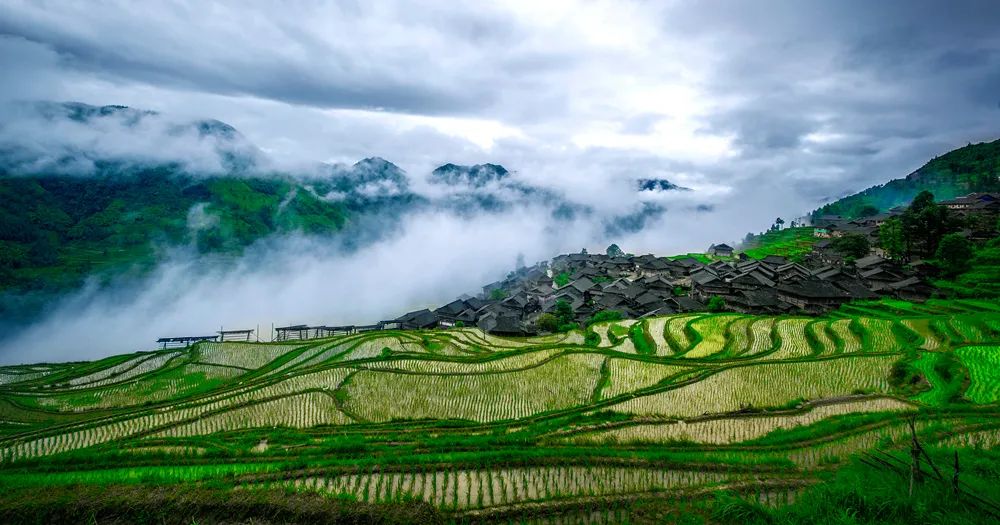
[880,217,906,261]
[0,242,28,269]
[605,243,624,257]
[553,299,575,328]
[489,288,508,301]
[773,217,785,230]
[831,233,871,260]
[535,313,559,332]
[28,232,59,266]
[587,310,622,326]
[707,296,726,312]
[858,204,880,217]
[935,233,974,277]
[901,190,960,256]
[967,212,998,239]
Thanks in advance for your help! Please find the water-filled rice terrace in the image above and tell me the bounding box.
[3,298,1000,523]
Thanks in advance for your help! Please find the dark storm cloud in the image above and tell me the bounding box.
[0,2,515,114]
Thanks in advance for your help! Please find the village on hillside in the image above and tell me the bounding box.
[159,192,998,345]
[390,191,999,336]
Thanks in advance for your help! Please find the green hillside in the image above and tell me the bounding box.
[3,300,1000,522]
[741,226,818,262]
[0,170,348,296]
[813,139,1000,219]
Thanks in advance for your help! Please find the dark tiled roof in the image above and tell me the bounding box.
[397,309,439,328]
[736,288,780,307]
[776,280,850,299]
[640,306,677,318]
[570,277,596,293]
[673,257,703,268]
[854,255,886,269]
[691,270,721,285]
[670,296,704,311]
[492,315,527,335]
[635,291,667,306]
[598,294,625,308]
[434,299,469,316]
[729,271,776,288]
[834,279,879,299]
[640,259,672,270]
[888,276,922,290]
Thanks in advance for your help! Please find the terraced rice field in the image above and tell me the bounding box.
[744,317,776,356]
[605,355,897,418]
[685,315,743,358]
[600,359,692,399]
[2,299,999,521]
[957,345,1000,403]
[770,319,813,359]
[567,397,915,445]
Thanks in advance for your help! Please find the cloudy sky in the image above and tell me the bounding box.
[3,1,998,219]
[1,1,999,361]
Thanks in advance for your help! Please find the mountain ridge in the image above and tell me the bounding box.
[812,139,1000,219]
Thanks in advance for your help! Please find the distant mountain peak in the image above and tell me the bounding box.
[354,156,397,169]
[194,119,241,140]
[431,163,510,187]
[1,100,263,175]
[637,178,689,192]
[347,157,407,184]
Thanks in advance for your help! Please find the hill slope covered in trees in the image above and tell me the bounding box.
[813,139,1000,219]
[0,103,425,328]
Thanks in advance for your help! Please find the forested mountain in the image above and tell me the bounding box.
[813,139,1000,219]
[0,163,431,327]
[0,103,429,327]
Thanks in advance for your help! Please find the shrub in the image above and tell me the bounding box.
[707,296,726,312]
[586,310,622,326]
[934,233,974,277]
[535,313,559,332]
[630,323,654,355]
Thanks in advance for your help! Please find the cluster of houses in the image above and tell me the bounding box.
[151,247,936,344]
[385,246,932,336]
[812,192,1000,247]
[939,192,1000,215]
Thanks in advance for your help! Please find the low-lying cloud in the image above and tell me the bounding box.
[0,190,751,365]
[0,206,581,364]
[0,101,264,175]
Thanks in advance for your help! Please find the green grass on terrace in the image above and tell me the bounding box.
[742,227,818,262]
[668,252,714,264]
[3,301,1000,522]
